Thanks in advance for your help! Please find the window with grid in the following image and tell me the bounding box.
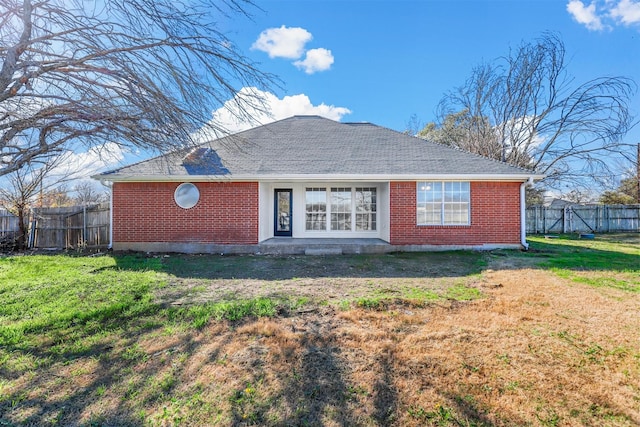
[417,181,470,225]
[355,187,377,231]
[330,187,352,231]
[305,188,326,231]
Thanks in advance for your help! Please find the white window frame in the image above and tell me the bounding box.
[417,181,470,226]
[304,186,377,233]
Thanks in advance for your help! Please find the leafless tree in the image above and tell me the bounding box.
[420,33,636,189]
[73,181,108,206]
[418,109,502,160]
[403,114,424,135]
[1,0,274,177]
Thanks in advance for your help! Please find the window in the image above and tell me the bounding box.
[417,181,470,225]
[331,187,352,230]
[305,188,326,230]
[174,183,200,209]
[355,187,377,231]
[304,186,377,232]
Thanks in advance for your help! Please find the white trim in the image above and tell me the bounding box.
[381,182,390,242]
[109,185,113,249]
[520,179,531,250]
[261,182,383,241]
[416,181,471,226]
[94,173,544,183]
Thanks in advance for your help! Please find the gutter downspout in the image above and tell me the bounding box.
[520,178,533,250]
[108,182,113,250]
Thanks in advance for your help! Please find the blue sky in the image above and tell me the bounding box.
[201,0,640,181]
[82,0,639,193]
[6,1,639,197]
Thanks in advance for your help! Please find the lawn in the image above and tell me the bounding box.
[0,233,638,426]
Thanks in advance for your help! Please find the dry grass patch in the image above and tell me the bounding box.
[1,236,638,426]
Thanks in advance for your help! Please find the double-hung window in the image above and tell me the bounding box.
[305,187,377,232]
[305,188,327,230]
[417,181,470,225]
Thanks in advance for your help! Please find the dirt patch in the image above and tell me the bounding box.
[3,249,639,426]
[155,252,486,306]
[146,263,640,426]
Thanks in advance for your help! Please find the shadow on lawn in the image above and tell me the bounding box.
[114,250,488,281]
[2,237,638,426]
[224,314,364,426]
[1,315,211,426]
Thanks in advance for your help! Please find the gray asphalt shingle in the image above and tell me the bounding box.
[99,115,535,179]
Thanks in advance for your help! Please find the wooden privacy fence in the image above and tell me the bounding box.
[30,204,110,249]
[0,204,110,250]
[526,205,640,234]
[0,209,21,245]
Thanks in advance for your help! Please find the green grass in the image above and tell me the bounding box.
[2,237,635,353]
[0,254,164,348]
[0,254,299,356]
[170,298,279,328]
[354,283,481,310]
[0,238,638,426]
[527,234,639,271]
[526,234,639,292]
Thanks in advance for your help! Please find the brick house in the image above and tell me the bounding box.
[95,116,541,254]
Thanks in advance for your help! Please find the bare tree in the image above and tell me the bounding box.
[42,184,74,207]
[403,114,424,135]
[420,33,636,189]
[73,181,107,206]
[418,109,502,160]
[0,0,274,177]
[599,162,639,204]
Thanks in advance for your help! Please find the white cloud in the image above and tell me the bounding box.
[51,142,125,181]
[567,0,640,29]
[251,26,312,59]
[196,87,351,137]
[567,0,604,30]
[252,26,335,73]
[293,48,335,74]
[610,0,640,25]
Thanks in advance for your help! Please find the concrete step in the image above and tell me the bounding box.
[304,247,343,256]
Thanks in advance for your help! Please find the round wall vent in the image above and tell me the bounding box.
[174,183,200,209]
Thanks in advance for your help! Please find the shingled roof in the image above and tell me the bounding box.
[98,115,539,181]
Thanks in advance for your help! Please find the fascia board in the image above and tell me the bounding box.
[93,173,545,183]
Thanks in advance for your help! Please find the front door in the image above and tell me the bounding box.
[274,189,292,237]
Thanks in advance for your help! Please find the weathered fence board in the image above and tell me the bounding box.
[526,205,640,234]
[31,204,110,249]
[0,209,21,249]
[0,209,20,238]
[0,204,110,250]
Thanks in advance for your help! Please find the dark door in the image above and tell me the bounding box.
[274,189,292,237]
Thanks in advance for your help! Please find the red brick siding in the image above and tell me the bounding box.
[390,181,521,246]
[112,182,259,244]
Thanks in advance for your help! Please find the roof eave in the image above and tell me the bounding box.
[92,173,545,183]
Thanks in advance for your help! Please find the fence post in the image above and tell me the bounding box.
[28,208,36,248]
[83,205,87,247]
